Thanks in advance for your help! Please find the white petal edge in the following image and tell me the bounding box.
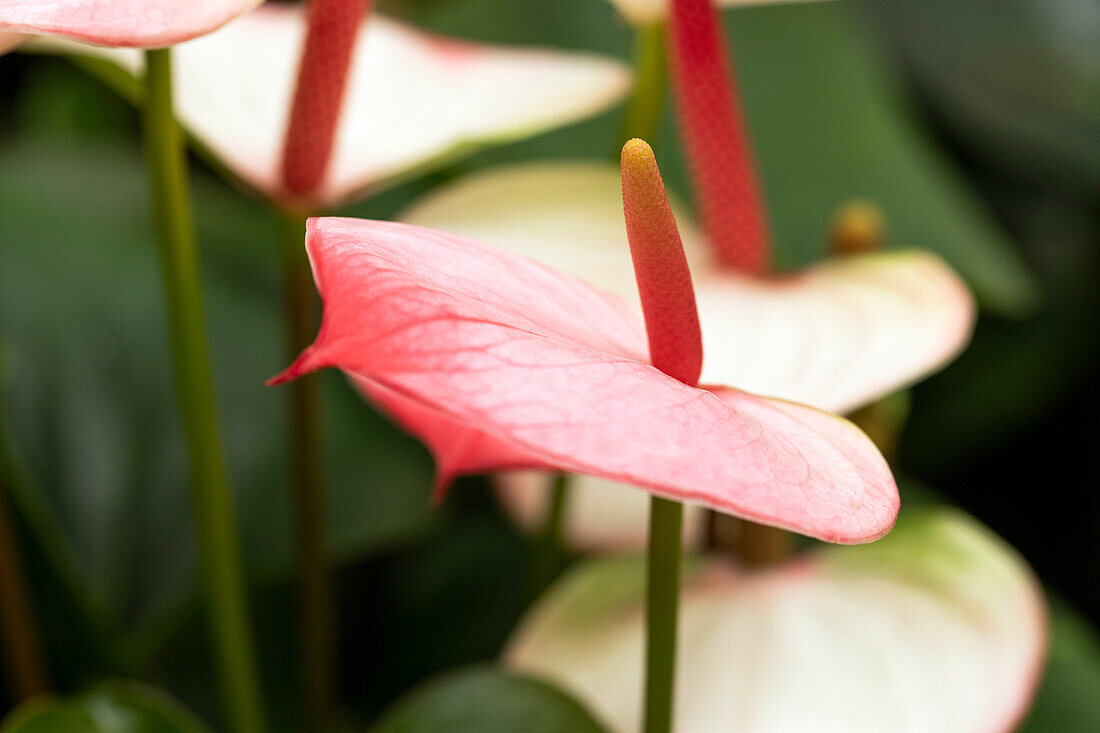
[26,5,631,207]
[606,0,835,27]
[505,508,1047,733]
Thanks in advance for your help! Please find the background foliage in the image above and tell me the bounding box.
[0,0,1096,729]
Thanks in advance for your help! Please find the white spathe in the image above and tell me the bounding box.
[505,509,1046,733]
[29,4,631,207]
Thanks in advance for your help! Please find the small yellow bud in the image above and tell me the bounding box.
[830,200,885,255]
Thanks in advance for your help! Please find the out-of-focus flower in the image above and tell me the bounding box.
[401,0,974,550]
[270,173,898,543]
[25,2,631,209]
[604,0,830,28]
[0,0,260,47]
[506,508,1047,733]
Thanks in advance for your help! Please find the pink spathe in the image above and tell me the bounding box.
[271,217,898,544]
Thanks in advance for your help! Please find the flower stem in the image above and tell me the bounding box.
[142,48,266,733]
[530,473,570,595]
[644,495,683,733]
[0,484,48,700]
[619,23,668,149]
[277,211,334,732]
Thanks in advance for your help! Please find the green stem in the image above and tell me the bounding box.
[530,474,570,595]
[0,483,48,700]
[277,211,334,732]
[619,23,668,149]
[541,473,569,549]
[142,48,265,733]
[644,496,682,733]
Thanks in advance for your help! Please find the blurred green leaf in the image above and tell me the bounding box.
[859,0,1100,195]
[721,2,1039,314]
[0,130,436,651]
[380,0,1039,315]
[41,0,1039,314]
[369,666,608,733]
[903,193,1100,473]
[1019,599,1100,732]
[1,680,211,733]
[350,507,534,715]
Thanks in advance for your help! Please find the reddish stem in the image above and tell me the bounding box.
[621,139,703,387]
[668,0,769,274]
[280,0,373,202]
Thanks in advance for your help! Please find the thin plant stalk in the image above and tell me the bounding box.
[143,48,266,733]
[619,23,668,149]
[0,484,48,700]
[277,210,334,732]
[530,473,570,594]
[277,1,370,725]
[644,495,683,733]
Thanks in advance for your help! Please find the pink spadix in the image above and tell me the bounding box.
[281,0,373,201]
[621,139,703,387]
[668,0,769,274]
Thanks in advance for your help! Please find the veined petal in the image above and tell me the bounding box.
[505,508,1047,733]
[274,217,897,543]
[403,161,970,550]
[606,0,832,28]
[31,4,630,207]
[0,0,260,47]
[400,161,975,415]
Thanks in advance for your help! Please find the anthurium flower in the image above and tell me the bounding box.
[25,2,631,209]
[402,163,972,548]
[271,142,898,544]
[400,0,974,550]
[0,0,259,46]
[505,508,1047,733]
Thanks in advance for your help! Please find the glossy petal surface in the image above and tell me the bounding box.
[606,0,829,27]
[400,161,975,415]
[34,4,630,206]
[275,217,897,543]
[506,509,1046,733]
[0,0,259,46]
